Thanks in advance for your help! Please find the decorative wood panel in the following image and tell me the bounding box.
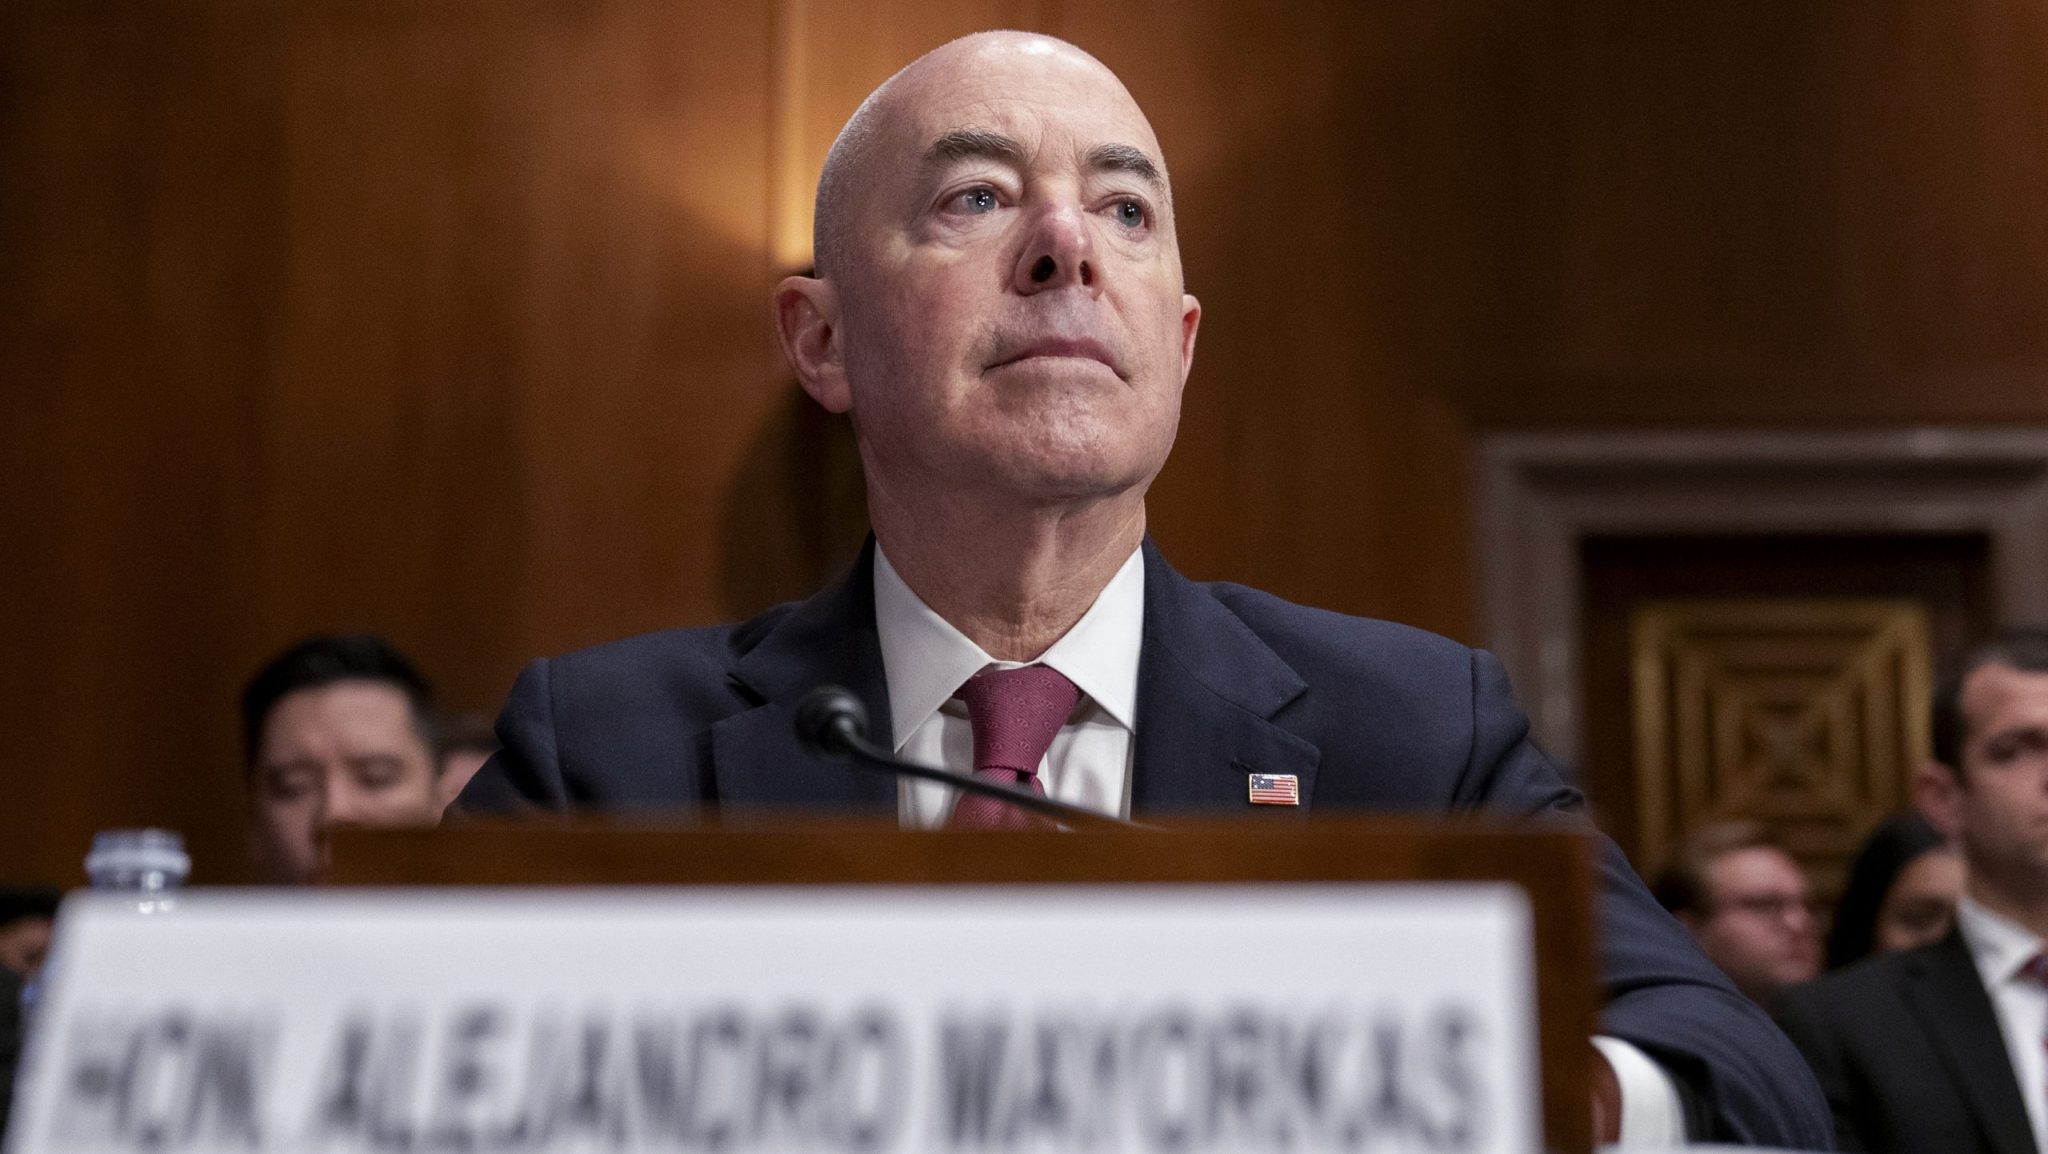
[1476,429,2048,767]
[1631,598,1931,892]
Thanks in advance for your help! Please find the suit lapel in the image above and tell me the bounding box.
[1129,541,1320,817]
[1902,930,2035,1154]
[709,538,895,817]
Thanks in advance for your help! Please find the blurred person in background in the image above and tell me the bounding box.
[0,886,59,981]
[242,634,443,884]
[0,963,18,1142]
[0,886,51,1134]
[1825,809,1964,971]
[1654,821,1822,1003]
[1778,628,2048,1154]
[436,710,499,808]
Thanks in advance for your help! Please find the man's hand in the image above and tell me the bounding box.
[1591,1044,1623,1145]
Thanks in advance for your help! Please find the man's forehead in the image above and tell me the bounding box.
[1964,662,2048,719]
[885,45,1162,168]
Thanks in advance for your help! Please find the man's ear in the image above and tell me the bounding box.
[775,274,851,413]
[1915,758,1965,840]
[1179,292,1201,379]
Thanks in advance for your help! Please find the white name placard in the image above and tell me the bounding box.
[8,884,1538,1154]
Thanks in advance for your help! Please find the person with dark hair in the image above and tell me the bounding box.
[1778,626,2048,1153]
[0,886,60,980]
[0,962,19,1142]
[1652,821,1820,1003]
[1825,809,1963,971]
[0,887,54,1140]
[241,633,444,884]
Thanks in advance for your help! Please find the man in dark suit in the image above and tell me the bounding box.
[1777,630,2048,1154]
[0,964,20,1141]
[462,30,1829,1148]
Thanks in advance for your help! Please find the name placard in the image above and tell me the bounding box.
[8,884,1538,1154]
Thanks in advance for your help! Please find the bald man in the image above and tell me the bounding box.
[462,32,1830,1148]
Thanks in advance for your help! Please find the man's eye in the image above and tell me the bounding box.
[1112,199,1147,228]
[351,757,407,789]
[264,768,318,800]
[953,187,998,215]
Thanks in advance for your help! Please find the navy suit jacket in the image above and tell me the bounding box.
[462,538,1832,1148]
[1775,929,2029,1154]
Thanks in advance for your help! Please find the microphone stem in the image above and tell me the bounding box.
[838,732,1158,833]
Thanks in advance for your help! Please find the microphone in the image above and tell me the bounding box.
[793,685,1156,832]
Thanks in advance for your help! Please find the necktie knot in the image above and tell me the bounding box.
[947,665,1080,829]
[955,665,1081,777]
[2021,953,2048,987]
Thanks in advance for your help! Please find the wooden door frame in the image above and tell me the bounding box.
[1473,428,2048,766]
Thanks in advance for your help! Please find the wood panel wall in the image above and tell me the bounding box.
[5,0,2048,884]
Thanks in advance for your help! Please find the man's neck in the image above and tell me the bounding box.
[869,486,1146,662]
[1965,873,2048,944]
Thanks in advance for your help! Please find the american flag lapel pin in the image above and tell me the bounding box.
[1247,772,1300,806]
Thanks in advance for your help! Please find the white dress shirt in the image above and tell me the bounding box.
[1956,894,2048,1153]
[870,542,1684,1144]
[874,544,1143,826]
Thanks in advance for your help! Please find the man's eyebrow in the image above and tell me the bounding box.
[1084,142,1167,196]
[920,128,1025,170]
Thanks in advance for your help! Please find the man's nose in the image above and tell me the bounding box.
[319,773,367,828]
[1012,202,1099,295]
[1781,899,1815,932]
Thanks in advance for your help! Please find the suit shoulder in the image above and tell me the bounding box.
[1202,580,1477,675]
[543,600,800,690]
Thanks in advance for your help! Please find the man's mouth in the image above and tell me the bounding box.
[988,337,1124,379]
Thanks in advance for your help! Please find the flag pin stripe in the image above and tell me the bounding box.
[1246,772,1300,806]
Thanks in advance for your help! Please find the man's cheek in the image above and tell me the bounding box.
[259,798,317,841]
[361,781,443,823]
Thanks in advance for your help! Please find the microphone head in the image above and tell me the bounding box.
[794,685,870,757]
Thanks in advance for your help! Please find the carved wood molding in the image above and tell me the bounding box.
[1473,428,2048,767]
[1630,598,1932,887]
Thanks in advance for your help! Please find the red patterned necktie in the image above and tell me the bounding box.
[2020,953,2048,1104]
[946,665,1081,830]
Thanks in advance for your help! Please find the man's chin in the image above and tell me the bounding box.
[977,456,1153,507]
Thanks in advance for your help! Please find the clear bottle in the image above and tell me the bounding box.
[81,828,190,913]
[21,829,189,1022]
[9,830,191,1151]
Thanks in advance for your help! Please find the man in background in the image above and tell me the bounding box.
[0,887,54,1139]
[0,964,18,1142]
[1654,821,1821,1003]
[0,887,59,982]
[242,634,444,884]
[1778,628,2048,1154]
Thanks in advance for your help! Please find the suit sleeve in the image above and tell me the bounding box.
[1772,986,1869,1152]
[452,658,571,814]
[1457,649,1835,1150]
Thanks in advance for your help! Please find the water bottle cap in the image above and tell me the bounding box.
[85,828,192,879]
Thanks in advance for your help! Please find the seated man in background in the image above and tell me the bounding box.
[1777,629,2048,1154]
[0,964,18,1143]
[461,31,1829,1148]
[242,634,444,884]
[1653,821,1821,1003]
[0,886,60,982]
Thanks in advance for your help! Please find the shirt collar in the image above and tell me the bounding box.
[872,544,1145,753]
[1955,893,2046,986]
